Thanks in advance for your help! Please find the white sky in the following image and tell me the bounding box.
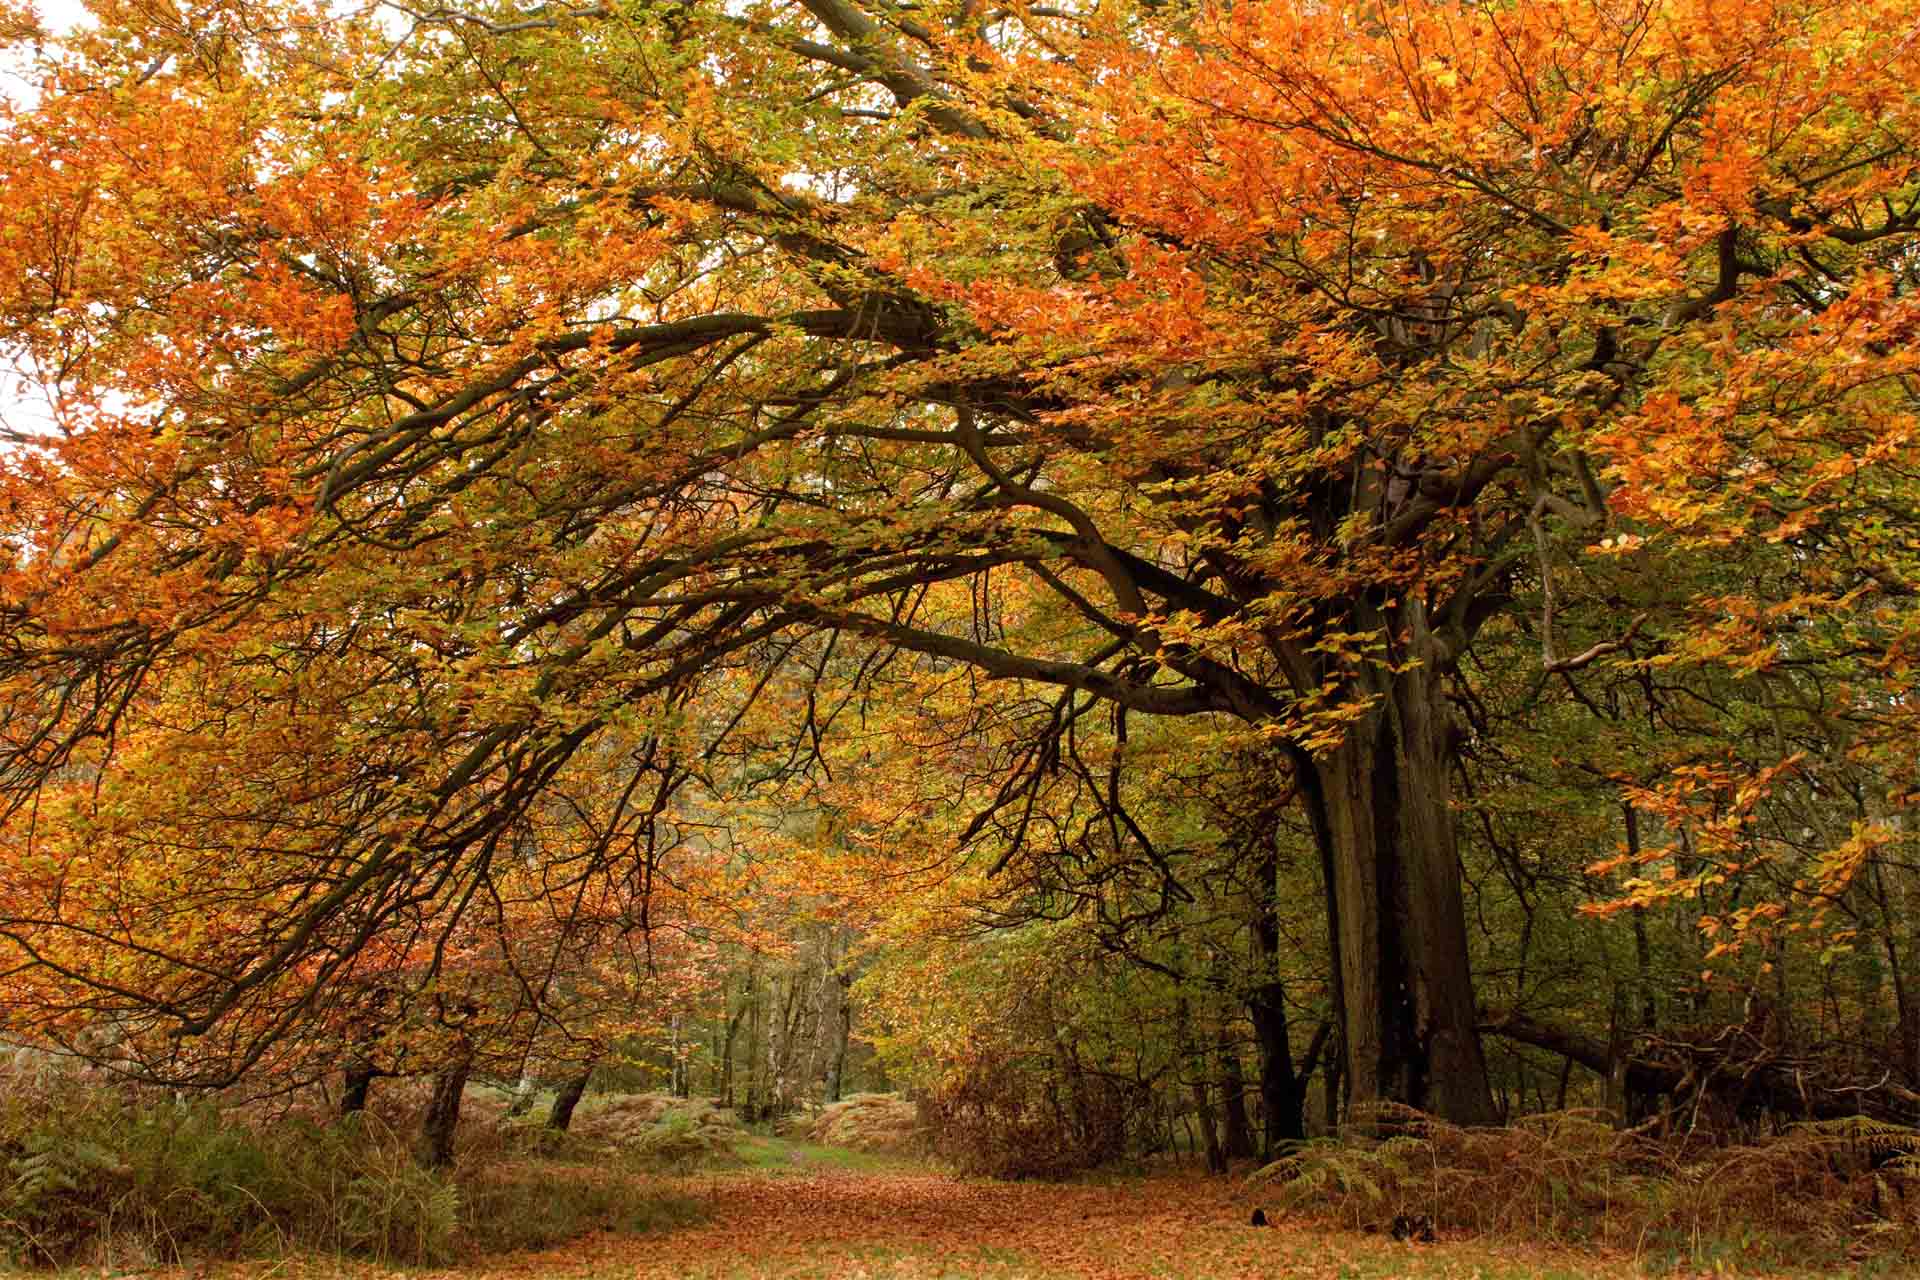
[0,0,424,441]
[2,0,93,440]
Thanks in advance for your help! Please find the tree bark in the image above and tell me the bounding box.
[1249,840,1309,1152]
[1295,633,1496,1126]
[745,971,764,1122]
[1481,1008,1920,1122]
[1054,1033,1094,1147]
[506,1069,537,1118]
[548,1064,593,1132]
[826,969,853,1103]
[1191,1074,1226,1174]
[341,1060,376,1116]
[1218,1031,1256,1160]
[1175,995,1226,1173]
[719,989,746,1108]
[419,1058,471,1167]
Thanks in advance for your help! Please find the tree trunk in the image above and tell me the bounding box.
[1218,1030,1257,1160]
[1054,1033,1094,1147]
[826,969,853,1103]
[548,1064,593,1132]
[771,972,804,1119]
[671,1016,688,1099]
[1296,638,1495,1125]
[1190,1075,1226,1175]
[419,1058,471,1167]
[745,972,764,1122]
[506,1069,537,1118]
[1176,995,1226,1174]
[1249,840,1309,1152]
[341,1060,376,1116]
[719,989,746,1108]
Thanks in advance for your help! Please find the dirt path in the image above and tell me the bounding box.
[413,1163,1643,1280]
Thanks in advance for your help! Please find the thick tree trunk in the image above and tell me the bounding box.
[548,1064,593,1131]
[1248,991,1308,1152]
[1298,642,1495,1125]
[419,1058,471,1167]
[341,1060,376,1115]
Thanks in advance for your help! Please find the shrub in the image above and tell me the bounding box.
[575,1092,745,1168]
[808,1093,923,1155]
[1249,1103,1920,1270]
[0,1067,704,1269]
[921,1057,1141,1180]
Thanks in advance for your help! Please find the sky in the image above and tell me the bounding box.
[0,0,411,441]
[1,0,92,441]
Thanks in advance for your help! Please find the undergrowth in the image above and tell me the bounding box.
[1249,1103,1920,1270]
[0,1070,703,1270]
[574,1092,746,1170]
[805,1092,924,1156]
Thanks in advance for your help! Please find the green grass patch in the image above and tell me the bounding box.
[459,1161,704,1253]
[734,1135,922,1174]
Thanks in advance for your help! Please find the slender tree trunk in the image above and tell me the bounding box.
[771,973,803,1118]
[670,1017,687,1099]
[719,988,746,1109]
[826,969,853,1103]
[548,1064,593,1132]
[1218,1030,1256,1160]
[1868,859,1920,1088]
[1176,995,1226,1174]
[1247,991,1304,1150]
[419,1057,471,1167]
[506,1069,538,1118]
[1190,1074,1225,1175]
[1249,839,1308,1151]
[745,973,764,1122]
[1053,1033,1094,1148]
[1295,636,1495,1125]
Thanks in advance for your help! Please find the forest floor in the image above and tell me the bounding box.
[102,1134,1853,1280]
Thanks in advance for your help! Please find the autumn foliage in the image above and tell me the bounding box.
[2,0,1920,1262]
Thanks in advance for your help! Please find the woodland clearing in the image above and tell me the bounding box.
[26,1115,1881,1280]
[123,1144,1658,1280]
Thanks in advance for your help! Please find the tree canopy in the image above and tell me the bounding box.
[2,0,1919,1135]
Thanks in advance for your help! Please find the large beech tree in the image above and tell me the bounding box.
[1,0,1918,1124]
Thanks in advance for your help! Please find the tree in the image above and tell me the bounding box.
[2,0,1918,1129]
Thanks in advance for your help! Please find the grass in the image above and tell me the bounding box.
[735,1134,924,1174]
[0,1073,707,1272]
[43,1139,1906,1280]
[6,1087,1910,1279]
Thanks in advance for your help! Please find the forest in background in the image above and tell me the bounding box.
[2,0,1920,1268]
